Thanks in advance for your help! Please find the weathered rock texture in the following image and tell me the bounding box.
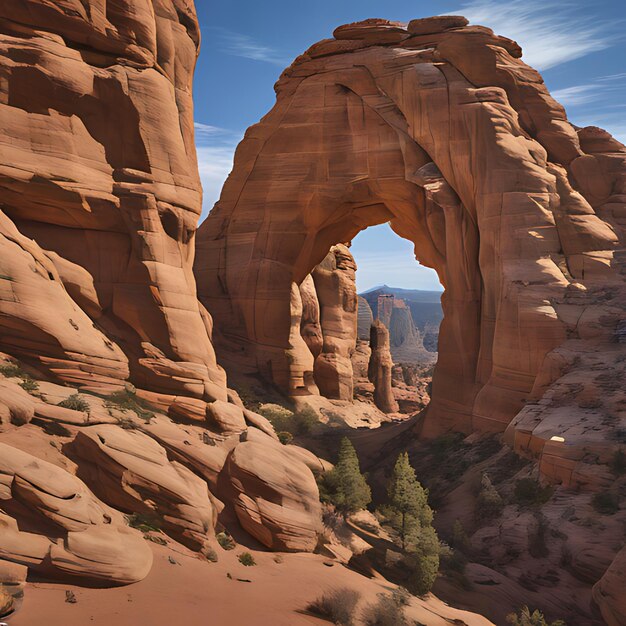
[195,17,626,487]
[0,0,227,403]
[71,425,218,553]
[368,320,399,413]
[0,0,325,604]
[593,544,626,626]
[0,441,153,584]
[311,245,358,400]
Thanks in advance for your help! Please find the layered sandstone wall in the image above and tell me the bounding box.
[0,0,227,405]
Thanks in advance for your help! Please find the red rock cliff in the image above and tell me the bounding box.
[0,0,228,405]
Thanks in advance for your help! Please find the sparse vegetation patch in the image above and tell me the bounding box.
[307,587,360,626]
[58,393,91,413]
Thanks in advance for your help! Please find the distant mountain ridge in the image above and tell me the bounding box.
[360,284,443,302]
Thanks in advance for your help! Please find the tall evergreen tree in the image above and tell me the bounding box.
[325,437,371,516]
[387,452,433,549]
[384,452,440,595]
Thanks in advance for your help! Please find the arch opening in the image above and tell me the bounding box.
[194,26,618,437]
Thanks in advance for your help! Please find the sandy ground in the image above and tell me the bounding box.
[8,540,494,626]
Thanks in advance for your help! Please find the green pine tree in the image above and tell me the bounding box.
[325,437,371,516]
[384,453,440,595]
[387,452,433,549]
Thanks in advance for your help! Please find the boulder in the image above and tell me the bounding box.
[593,545,626,626]
[206,400,247,434]
[224,440,322,551]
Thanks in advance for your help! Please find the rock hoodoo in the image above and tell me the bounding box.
[368,320,399,413]
[195,16,625,489]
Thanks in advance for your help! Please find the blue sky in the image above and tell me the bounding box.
[194,0,626,292]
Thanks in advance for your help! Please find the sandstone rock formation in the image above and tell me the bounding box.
[224,434,323,551]
[0,441,153,584]
[195,16,625,490]
[593,544,626,626]
[368,320,399,413]
[71,425,218,553]
[0,0,227,405]
[311,245,358,400]
[0,0,326,605]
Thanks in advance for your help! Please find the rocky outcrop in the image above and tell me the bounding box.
[386,298,436,366]
[0,0,326,605]
[0,0,227,403]
[0,442,153,584]
[224,432,323,551]
[311,245,358,400]
[71,425,218,552]
[368,321,398,413]
[195,16,625,488]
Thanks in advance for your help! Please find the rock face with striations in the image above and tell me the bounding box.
[367,320,399,413]
[0,0,325,603]
[195,16,626,492]
[0,0,227,406]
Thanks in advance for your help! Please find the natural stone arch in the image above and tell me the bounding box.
[195,18,623,438]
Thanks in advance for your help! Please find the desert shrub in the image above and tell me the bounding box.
[205,548,218,563]
[513,478,553,507]
[260,404,319,436]
[277,431,293,445]
[0,363,26,378]
[362,588,411,626]
[126,512,162,533]
[216,531,236,550]
[18,377,39,393]
[258,404,292,425]
[58,393,90,413]
[609,449,626,476]
[237,551,256,566]
[439,543,467,574]
[490,450,531,484]
[506,605,565,626]
[105,388,154,423]
[307,587,361,625]
[591,492,619,515]
[476,474,504,520]
[320,438,371,515]
[0,362,41,395]
[292,406,319,434]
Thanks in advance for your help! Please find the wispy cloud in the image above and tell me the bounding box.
[549,74,626,143]
[209,27,290,66]
[456,0,621,70]
[194,122,227,137]
[194,124,243,217]
[551,85,599,107]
